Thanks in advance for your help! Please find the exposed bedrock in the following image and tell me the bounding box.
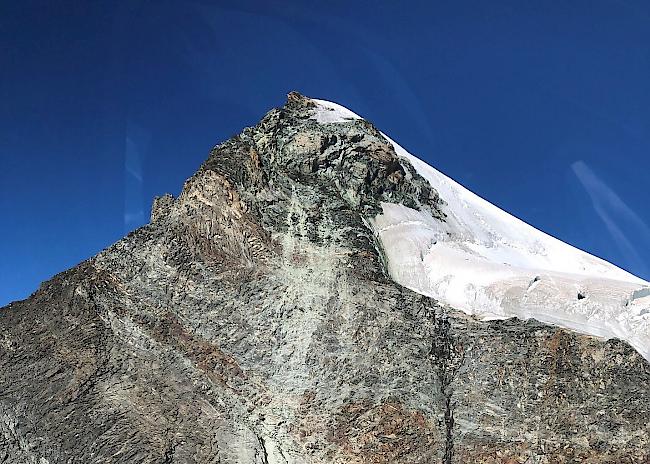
[1,92,648,463]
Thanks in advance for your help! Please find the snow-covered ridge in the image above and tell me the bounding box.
[311,98,650,361]
[311,99,362,123]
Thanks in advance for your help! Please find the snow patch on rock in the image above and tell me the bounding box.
[311,99,362,124]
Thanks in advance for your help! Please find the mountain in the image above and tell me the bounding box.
[1,92,648,463]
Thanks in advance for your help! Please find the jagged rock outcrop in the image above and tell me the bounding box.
[1,92,648,463]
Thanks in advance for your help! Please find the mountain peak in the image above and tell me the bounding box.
[286,90,315,107]
[1,94,648,463]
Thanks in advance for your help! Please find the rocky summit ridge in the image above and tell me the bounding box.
[1,92,649,463]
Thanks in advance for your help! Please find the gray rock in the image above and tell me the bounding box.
[1,92,648,463]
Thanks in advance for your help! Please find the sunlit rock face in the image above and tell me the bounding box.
[1,92,648,463]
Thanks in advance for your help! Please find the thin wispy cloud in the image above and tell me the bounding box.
[572,160,650,278]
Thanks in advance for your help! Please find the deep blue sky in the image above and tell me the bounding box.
[2,0,650,305]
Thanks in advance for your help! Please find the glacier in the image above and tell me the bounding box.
[312,98,650,361]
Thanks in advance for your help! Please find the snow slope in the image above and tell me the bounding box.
[311,98,650,361]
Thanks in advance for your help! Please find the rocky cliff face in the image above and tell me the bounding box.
[1,93,648,464]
